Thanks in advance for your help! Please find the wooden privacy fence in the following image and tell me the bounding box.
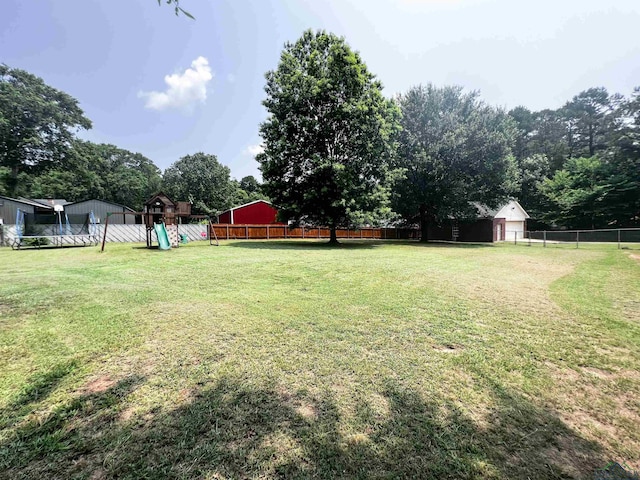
[1,223,418,246]
[210,224,419,241]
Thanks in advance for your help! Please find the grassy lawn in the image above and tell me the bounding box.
[0,240,639,479]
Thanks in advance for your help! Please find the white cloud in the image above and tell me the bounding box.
[139,56,213,111]
[244,144,264,156]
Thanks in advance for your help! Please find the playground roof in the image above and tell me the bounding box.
[145,192,175,207]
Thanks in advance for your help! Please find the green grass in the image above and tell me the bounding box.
[0,240,638,479]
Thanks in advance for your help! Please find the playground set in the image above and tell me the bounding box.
[12,205,98,249]
[10,193,218,251]
[99,192,218,252]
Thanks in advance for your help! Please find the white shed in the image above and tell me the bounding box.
[494,200,530,241]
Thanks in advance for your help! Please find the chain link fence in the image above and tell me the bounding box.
[521,228,640,249]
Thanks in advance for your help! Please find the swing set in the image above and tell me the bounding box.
[99,212,219,252]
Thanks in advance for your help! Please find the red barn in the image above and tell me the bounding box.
[218,200,283,224]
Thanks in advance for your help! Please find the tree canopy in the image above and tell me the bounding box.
[509,85,639,228]
[258,30,400,243]
[392,84,517,240]
[163,153,243,215]
[28,140,162,211]
[0,65,92,195]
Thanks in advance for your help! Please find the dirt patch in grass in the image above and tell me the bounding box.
[81,375,116,395]
[295,403,318,421]
[629,254,640,262]
[544,362,640,471]
[459,253,576,317]
[432,343,462,352]
[581,366,614,379]
[544,434,603,478]
[118,405,136,422]
[89,469,107,480]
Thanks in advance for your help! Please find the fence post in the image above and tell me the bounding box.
[302,227,305,239]
[618,229,621,249]
[226,224,229,240]
[576,231,579,249]
[514,231,517,245]
[245,225,249,239]
[267,225,269,240]
[285,226,288,239]
[543,230,546,248]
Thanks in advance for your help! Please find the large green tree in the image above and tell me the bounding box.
[539,156,610,229]
[509,107,568,172]
[603,87,640,226]
[516,153,551,218]
[393,84,517,241]
[561,87,622,158]
[163,153,241,214]
[257,30,400,243]
[235,175,269,204]
[0,65,92,195]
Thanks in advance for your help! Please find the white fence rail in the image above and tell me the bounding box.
[1,224,210,247]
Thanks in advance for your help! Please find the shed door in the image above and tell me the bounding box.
[496,223,502,242]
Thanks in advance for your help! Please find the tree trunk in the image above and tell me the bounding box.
[7,165,20,197]
[419,204,429,243]
[328,223,339,244]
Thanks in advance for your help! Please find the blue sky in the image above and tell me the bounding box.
[2,0,639,180]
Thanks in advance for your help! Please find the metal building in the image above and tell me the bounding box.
[64,199,137,225]
[0,195,53,224]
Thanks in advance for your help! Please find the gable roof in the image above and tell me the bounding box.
[219,199,273,214]
[144,192,175,207]
[472,203,500,218]
[494,200,530,221]
[0,195,54,210]
[66,199,136,212]
[470,200,530,220]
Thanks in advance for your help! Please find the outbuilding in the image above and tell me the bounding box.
[218,200,282,224]
[0,195,53,224]
[65,199,137,225]
[427,200,530,243]
[494,200,530,242]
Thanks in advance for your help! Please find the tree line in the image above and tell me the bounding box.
[510,88,639,229]
[258,30,639,242]
[2,31,638,237]
[0,64,264,213]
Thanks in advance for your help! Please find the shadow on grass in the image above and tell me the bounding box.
[1,372,609,479]
[225,240,382,250]
[3,360,79,414]
[225,240,491,251]
[409,240,493,249]
[0,374,145,478]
